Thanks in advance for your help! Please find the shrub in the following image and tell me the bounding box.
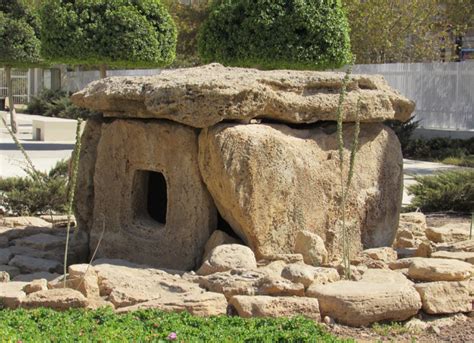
[385,117,420,152]
[408,170,474,213]
[26,89,67,115]
[404,137,474,165]
[198,0,352,70]
[0,160,69,216]
[40,0,177,74]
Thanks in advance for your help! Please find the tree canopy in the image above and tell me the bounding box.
[198,0,352,70]
[40,0,178,69]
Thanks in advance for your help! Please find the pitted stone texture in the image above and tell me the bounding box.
[230,295,320,321]
[89,120,216,270]
[198,244,256,276]
[408,258,473,282]
[426,224,471,243]
[307,280,421,326]
[23,279,48,294]
[74,118,102,233]
[294,231,328,266]
[21,289,88,310]
[361,247,398,263]
[199,123,403,260]
[72,64,414,127]
[415,281,471,314]
[281,263,340,287]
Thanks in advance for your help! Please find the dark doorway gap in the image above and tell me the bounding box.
[147,171,167,224]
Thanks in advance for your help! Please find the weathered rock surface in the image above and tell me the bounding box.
[199,123,403,260]
[1,217,51,229]
[0,271,9,282]
[394,212,428,249]
[49,264,100,299]
[361,247,398,263]
[202,230,243,261]
[72,64,414,128]
[0,282,27,308]
[197,244,257,276]
[23,279,48,294]
[229,295,320,321]
[437,240,474,253]
[415,281,471,314]
[431,251,474,264]
[426,224,470,243]
[281,263,340,287]
[294,231,328,266]
[21,289,88,310]
[408,258,473,282]
[307,280,421,326]
[389,257,425,270]
[360,269,413,285]
[9,255,62,274]
[88,120,216,270]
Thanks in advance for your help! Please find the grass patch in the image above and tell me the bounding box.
[371,322,411,337]
[439,155,474,168]
[0,307,349,342]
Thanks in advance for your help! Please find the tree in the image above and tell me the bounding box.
[40,0,178,78]
[342,0,474,64]
[198,0,352,70]
[0,0,42,133]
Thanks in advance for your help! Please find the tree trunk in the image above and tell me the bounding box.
[99,64,107,79]
[5,66,18,133]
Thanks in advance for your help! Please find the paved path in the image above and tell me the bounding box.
[0,112,467,206]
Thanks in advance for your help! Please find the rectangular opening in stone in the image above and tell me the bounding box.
[132,170,168,225]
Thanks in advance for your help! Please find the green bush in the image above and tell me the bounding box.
[0,160,69,216]
[385,117,420,152]
[198,0,351,70]
[40,0,177,69]
[26,89,67,115]
[0,307,344,342]
[408,170,474,213]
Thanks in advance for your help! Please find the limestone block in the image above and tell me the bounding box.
[23,279,48,294]
[281,263,340,287]
[229,295,320,321]
[72,64,414,127]
[0,282,27,308]
[307,280,421,326]
[431,251,474,264]
[21,289,88,310]
[256,276,305,297]
[294,231,328,266]
[361,247,398,263]
[88,120,216,270]
[1,217,51,228]
[199,123,403,260]
[197,244,257,276]
[408,258,473,282]
[426,224,470,243]
[202,230,243,261]
[415,281,471,314]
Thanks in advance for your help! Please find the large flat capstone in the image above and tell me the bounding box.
[71,64,414,128]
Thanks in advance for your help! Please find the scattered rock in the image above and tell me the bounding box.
[426,224,470,244]
[39,214,76,227]
[408,258,473,282]
[257,276,305,297]
[415,241,433,258]
[415,281,471,314]
[257,260,287,278]
[281,263,340,287]
[361,247,397,263]
[8,255,62,274]
[0,217,52,228]
[258,254,304,264]
[335,264,367,281]
[197,244,257,276]
[21,289,88,310]
[431,251,474,264]
[307,280,421,326]
[0,248,13,264]
[294,231,328,266]
[23,279,48,294]
[49,264,100,299]
[437,240,474,253]
[360,269,413,285]
[0,271,10,282]
[199,123,403,260]
[229,295,320,321]
[389,257,425,270]
[72,64,414,127]
[0,282,27,308]
[202,230,243,261]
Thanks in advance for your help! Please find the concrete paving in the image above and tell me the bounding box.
[0,111,467,206]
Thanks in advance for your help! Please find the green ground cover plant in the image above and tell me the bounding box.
[198,0,351,70]
[0,308,347,343]
[408,170,474,213]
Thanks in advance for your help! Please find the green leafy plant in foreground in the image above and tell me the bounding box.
[0,308,348,343]
[408,170,474,213]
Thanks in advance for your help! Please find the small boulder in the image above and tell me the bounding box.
[361,247,397,263]
[1,216,51,228]
[408,258,473,282]
[426,224,470,243]
[202,230,243,260]
[21,288,88,310]
[0,282,27,308]
[415,241,433,258]
[307,280,421,326]
[415,281,471,314]
[431,251,474,264]
[281,263,340,287]
[360,269,413,285]
[229,295,320,321]
[294,231,328,266]
[256,276,304,297]
[23,279,48,294]
[0,271,9,282]
[197,244,257,276]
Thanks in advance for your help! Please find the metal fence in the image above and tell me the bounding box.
[0,69,30,104]
[353,62,474,131]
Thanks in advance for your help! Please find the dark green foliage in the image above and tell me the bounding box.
[26,89,99,119]
[198,0,351,70]
[408,170,474,213]
[385,117,420,152]
[0,160,69,216]
[40,0,178,68]
[0,0,42,68]
[404,137,474,167]
[0,308,347,342]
